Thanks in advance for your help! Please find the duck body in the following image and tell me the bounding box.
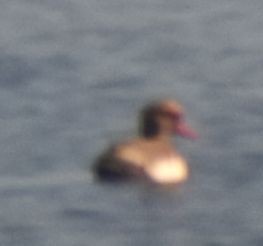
[93,99,197,185]
[94,137,189,184]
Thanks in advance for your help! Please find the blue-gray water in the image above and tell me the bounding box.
[1,0,263,245]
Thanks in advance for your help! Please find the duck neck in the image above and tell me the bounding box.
[155,132,172,143]
[145,131,173,144]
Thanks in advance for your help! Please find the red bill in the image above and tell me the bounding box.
[175,121,198,140]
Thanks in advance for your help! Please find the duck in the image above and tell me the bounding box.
[93,99,198,184]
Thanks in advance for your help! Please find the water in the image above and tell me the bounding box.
[1,0,263,245]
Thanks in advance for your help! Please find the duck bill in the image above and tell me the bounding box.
[175,121,198,140]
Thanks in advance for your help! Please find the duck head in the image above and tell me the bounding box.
[139,99,198,140]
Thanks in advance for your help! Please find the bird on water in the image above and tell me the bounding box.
[93,99,198,185]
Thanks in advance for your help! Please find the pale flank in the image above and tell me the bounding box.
[145,156,188,184]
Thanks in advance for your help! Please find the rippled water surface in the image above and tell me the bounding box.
[1,0,263,245]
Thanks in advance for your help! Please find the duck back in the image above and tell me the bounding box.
[93,146,145,181]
